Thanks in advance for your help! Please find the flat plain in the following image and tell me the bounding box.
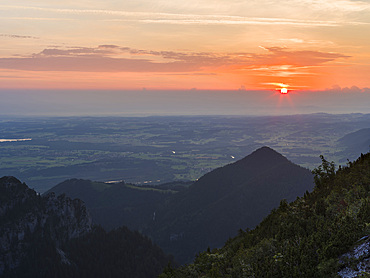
[0,113,369,192]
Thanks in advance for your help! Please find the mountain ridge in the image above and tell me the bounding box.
[47,178,176,231]
[147,146,314,263]
[46,146,314,264]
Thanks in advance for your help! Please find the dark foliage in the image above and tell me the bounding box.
[162,152,370,277]
[4,226,174,278]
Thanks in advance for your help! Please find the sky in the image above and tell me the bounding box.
[0,1,370,115]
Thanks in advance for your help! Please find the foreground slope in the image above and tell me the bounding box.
[162,152,370,277]
[148,146,314,263]
[0,177,173,278]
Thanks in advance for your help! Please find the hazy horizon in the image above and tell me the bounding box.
[1,88,369,117]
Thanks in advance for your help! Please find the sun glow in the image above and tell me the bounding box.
[280,87,288,94]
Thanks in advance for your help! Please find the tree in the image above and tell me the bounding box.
[312,155,335,190]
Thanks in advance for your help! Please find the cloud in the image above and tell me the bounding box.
[103,15,369,27]
[266,38,336,47]
[1,4,368,27]
[248,47,350,77]
[119,18,343,27]
[298,0,370,12]
[0,34,39,39]
[35,47,116,57]
[156,72,218,76]
[325,85,370,93]
[0,57,199,72]
[98,45,120,49]
[0,45,350,73]
[259,47,350,66]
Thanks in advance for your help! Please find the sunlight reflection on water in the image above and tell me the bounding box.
[0,138,32,142]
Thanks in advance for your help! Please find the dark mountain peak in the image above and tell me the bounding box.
[194,146,292,190]
[155,147,314,263]
[0,176,37,214]
[0,176,93,275]
[251,146,283,156]
[0,176,28,193]
[56,178,93,188]
[0,176,22,186]
[237,146,288,166]
[0,176,92,235]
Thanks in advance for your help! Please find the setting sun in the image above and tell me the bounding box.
[280,88,288,94]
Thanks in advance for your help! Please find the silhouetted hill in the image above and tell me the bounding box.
[0,177,173,278]
[162,152,370,277]
[46,179,186,231]
[148,146,314,263]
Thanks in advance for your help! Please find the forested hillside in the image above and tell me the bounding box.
[46,179,188,231]
[161,152,370,277]
[148,147,314,263]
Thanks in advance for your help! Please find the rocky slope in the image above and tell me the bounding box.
[0,176,173,278]
[0,176,92,275]
[338,236,370,277]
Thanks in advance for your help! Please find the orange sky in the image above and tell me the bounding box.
[0,1,370,92]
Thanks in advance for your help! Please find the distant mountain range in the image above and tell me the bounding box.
[0,176,172,277]
[48,146,314,263]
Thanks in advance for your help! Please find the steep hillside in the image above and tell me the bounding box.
[0,177,173,278]
[162,152,370,277]
[148,146,314,263]
[0,176,92,275]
